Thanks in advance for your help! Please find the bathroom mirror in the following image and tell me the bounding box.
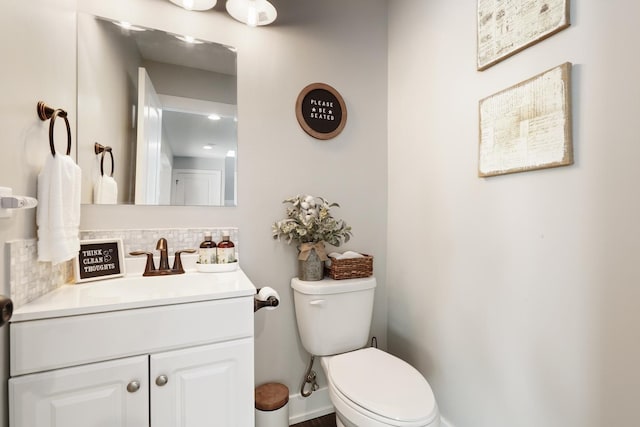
[77,13,237,206]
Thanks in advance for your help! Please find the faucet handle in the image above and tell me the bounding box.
[129,251,156,276]
[173,249,196,274]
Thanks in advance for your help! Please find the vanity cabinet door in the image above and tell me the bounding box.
[150,337,254,427]
[9,355,149,427]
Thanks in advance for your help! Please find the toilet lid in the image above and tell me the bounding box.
[327,348,437,424]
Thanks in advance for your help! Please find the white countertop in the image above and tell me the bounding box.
[11,268,257,322]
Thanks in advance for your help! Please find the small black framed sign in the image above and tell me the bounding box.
[295,83,347,140]
[75,239,125,283]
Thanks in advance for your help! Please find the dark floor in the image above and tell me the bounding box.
[291,413,337,427]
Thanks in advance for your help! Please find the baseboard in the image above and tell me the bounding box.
[440,415,456,427]
[287,388,456,427]
[288,386,334,425]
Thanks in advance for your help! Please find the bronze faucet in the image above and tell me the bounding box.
[156,238,170,271]
[130,238,196,276]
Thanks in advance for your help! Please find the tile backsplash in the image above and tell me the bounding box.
[8,239,74,308]
[8,227,238,308]
[80,228,238,256]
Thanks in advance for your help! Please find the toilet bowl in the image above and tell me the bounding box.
[291,277,441,427]
[321,348,440,427]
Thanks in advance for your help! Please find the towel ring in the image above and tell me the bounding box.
[48,109,72,157]
[38,102,71,157]
[100,148,114,177]
[95,143,114,177]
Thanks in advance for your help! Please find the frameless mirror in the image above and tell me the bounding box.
[77,13,237,206]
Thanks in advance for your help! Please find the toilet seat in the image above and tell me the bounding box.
[323,348,439,427]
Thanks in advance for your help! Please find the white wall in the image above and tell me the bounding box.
[387,1,640,426]
[0,2,76,426]
[0,0,388,425]
[144,60,237,105]
[173,156,225,171]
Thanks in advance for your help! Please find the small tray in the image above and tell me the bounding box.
[196,262,238,273]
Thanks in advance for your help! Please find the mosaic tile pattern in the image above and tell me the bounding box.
[8,239,74,308]
[79,228,239,257]
[8,228,238,308]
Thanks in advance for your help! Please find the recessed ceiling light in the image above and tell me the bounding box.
[114,21,147,31]
[208,114,221,121]
[174,34,203,44]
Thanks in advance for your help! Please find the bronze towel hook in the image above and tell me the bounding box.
[95,143,114,177]
[37,101,71,157]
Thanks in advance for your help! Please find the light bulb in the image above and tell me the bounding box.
[226,0,277,27]
[247,0,259,27]
[169,0,217,11]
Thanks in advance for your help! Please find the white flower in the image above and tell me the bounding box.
[272,194,352,246]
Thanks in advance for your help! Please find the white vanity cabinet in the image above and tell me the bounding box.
[150,338,253,427]
[10,355,150,426]
[8,270,256,427]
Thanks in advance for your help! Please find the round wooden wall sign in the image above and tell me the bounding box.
[295,83,347,140]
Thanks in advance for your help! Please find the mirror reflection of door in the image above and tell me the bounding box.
[135,67,163,205]
[171,169,222,206]
[134,67,234,207]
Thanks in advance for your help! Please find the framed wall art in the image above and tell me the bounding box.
[477,0,570,71]
[296,83,347,140]
[478,62,572,177]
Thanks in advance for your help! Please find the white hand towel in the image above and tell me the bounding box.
[328,251,365,260]
[37,154,82,264]
[93,175,118,204]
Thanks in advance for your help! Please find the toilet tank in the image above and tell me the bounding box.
[291,277,376,356]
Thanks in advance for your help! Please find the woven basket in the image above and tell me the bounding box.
[326,254,373,280]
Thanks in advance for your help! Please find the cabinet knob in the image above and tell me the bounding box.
[155,375,169,386]
[126,380,141,393]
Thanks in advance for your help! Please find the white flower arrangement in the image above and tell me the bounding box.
[272,195,352,246]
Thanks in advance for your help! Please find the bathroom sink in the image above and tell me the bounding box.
[11,269,256,322]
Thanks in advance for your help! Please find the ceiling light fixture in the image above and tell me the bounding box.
[169,0,217,11]
[225,0,277,27]
[167,0,277,26]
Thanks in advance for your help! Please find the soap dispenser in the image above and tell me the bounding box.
[198,231,217,264]
[216,231,236,264]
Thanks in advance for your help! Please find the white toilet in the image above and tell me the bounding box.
[291,277,441,427]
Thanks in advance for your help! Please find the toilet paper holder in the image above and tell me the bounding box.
[0,295,13,328]
[254,288,279,312]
